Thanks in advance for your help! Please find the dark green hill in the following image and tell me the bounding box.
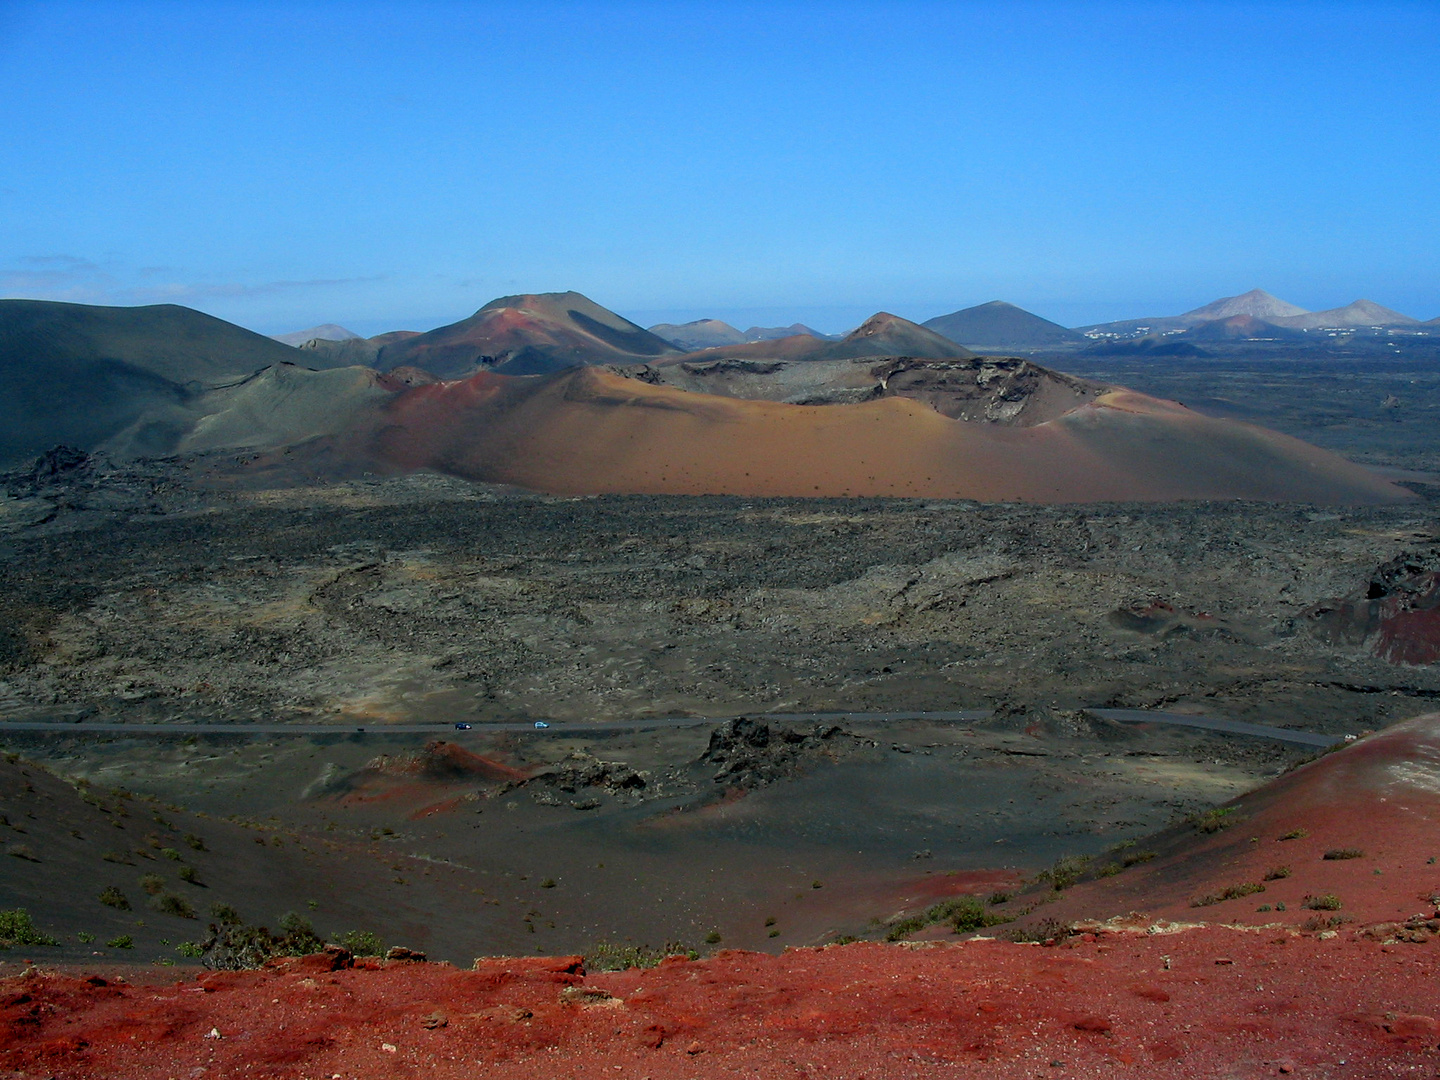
[0,300,325,465]
[923,301,1084,351]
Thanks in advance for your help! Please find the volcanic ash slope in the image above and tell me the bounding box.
[321,361,1408,504]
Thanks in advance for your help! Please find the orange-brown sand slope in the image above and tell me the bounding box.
[1023,711,1440,929]
[358,366,1408,504]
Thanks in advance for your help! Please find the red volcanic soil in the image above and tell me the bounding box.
[4,928,1438,1079]
[333,740,529,817]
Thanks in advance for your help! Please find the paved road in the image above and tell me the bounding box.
[0,707,1344,746]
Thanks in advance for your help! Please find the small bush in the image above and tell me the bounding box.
[151,892,196,918]
[1278,828,1309,841]
[139,873,165,895]
[6,843,38,862]
[99,886,131,910]
[704,930,722,944]
[1264,865,1292,881]
[0,909,59,948]
[209,902,242,924]
[539,878,556,889]
[1003,918,1074,944]
[1038,855,1091,891]
[1121,850,1158,867]
[175,941,204,958]
[768,929,780,938]
[106,934,134,949]
[886,895,1011,941]
[178,865,202,885]
[764,916,777,926]
[160,847,182,861]
[1191,882,1265,908]
[584,941,696,971]
[986,891,1012,906]
[102,851,132,865]
[331,929,385,957]
[1303,893,1343,911]
[1302,914,1349,932]
[1323,848,1364,861]
[1188,807,1240,834]
[1096,863,1122,878]
[183,833,207,851]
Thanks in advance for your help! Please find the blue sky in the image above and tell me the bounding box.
[1,0,1437,335]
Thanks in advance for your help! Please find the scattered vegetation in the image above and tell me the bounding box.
[1037,855,1091,891]
[139,873,165,895]
[209,902,241,924]
[178,865,202,885]
[1278,828,1309,841]
[1096,863,1122,877]
[106,935,134,949]
[584,941,698,971]
[1264,865,1292,881]
[0,909,59,948]
[1121,850,1158,867]
[886,895,1012,941]
[150,892,196,918]
[99,886,130,910]
[986,891,1012,906]
[6,843,38,862]
[1302,914,1349,932]
[188,911,325,970]
[704,930,722,944]
[175,941,204,958]
[183,833,207,851]
[540,878,557,889]
[1191,882,1266,907]
[1303,893,1343,911]
[1003,918,1074,944]
[332,929,385,957]
[160,847,182,861]
[1323,848,1364,860]
[1187,806,1241,834]
[102,850,132,865]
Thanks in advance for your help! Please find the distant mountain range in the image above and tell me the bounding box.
[0,290,1410,504]
[922,301,1085,351]
[648,320,836,351]
[1074,289,1427,345]
[271,323,360,347]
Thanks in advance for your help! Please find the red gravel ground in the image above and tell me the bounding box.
[2,927,1438,1080]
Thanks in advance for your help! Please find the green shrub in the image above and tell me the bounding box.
[1303,893,1343,911]
[1278,828,1309,841]
[704,930,722,944]
[584,941,696,971]
[209,902,242,924]
[540,878,556,889]
[160,847,182,861]
[106,934,134,949]
[1121,850,1158,867]
[1323,848,1363,861]
[886,895,1011,941]
[1038,855,1091,891]
[150,892,195,918]
[1188,807,1241,834]
[175,941,204,958]
[1096,863,1122,877]
[178,865,201,885]
[764,916,777,927]
[1003,918,1074,944]
[1191,882,1265,907]
[183,833,207,851]
[331,929,385,957]
[1264,866,1292,881]
[102,851,132,865]
[0,909,59,948]
[986,891,1012,905]
[99,886,130,910]
[139,873,165,895]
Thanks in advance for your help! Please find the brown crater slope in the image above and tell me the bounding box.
[325,364,1408,504]
[374,291,680,378]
